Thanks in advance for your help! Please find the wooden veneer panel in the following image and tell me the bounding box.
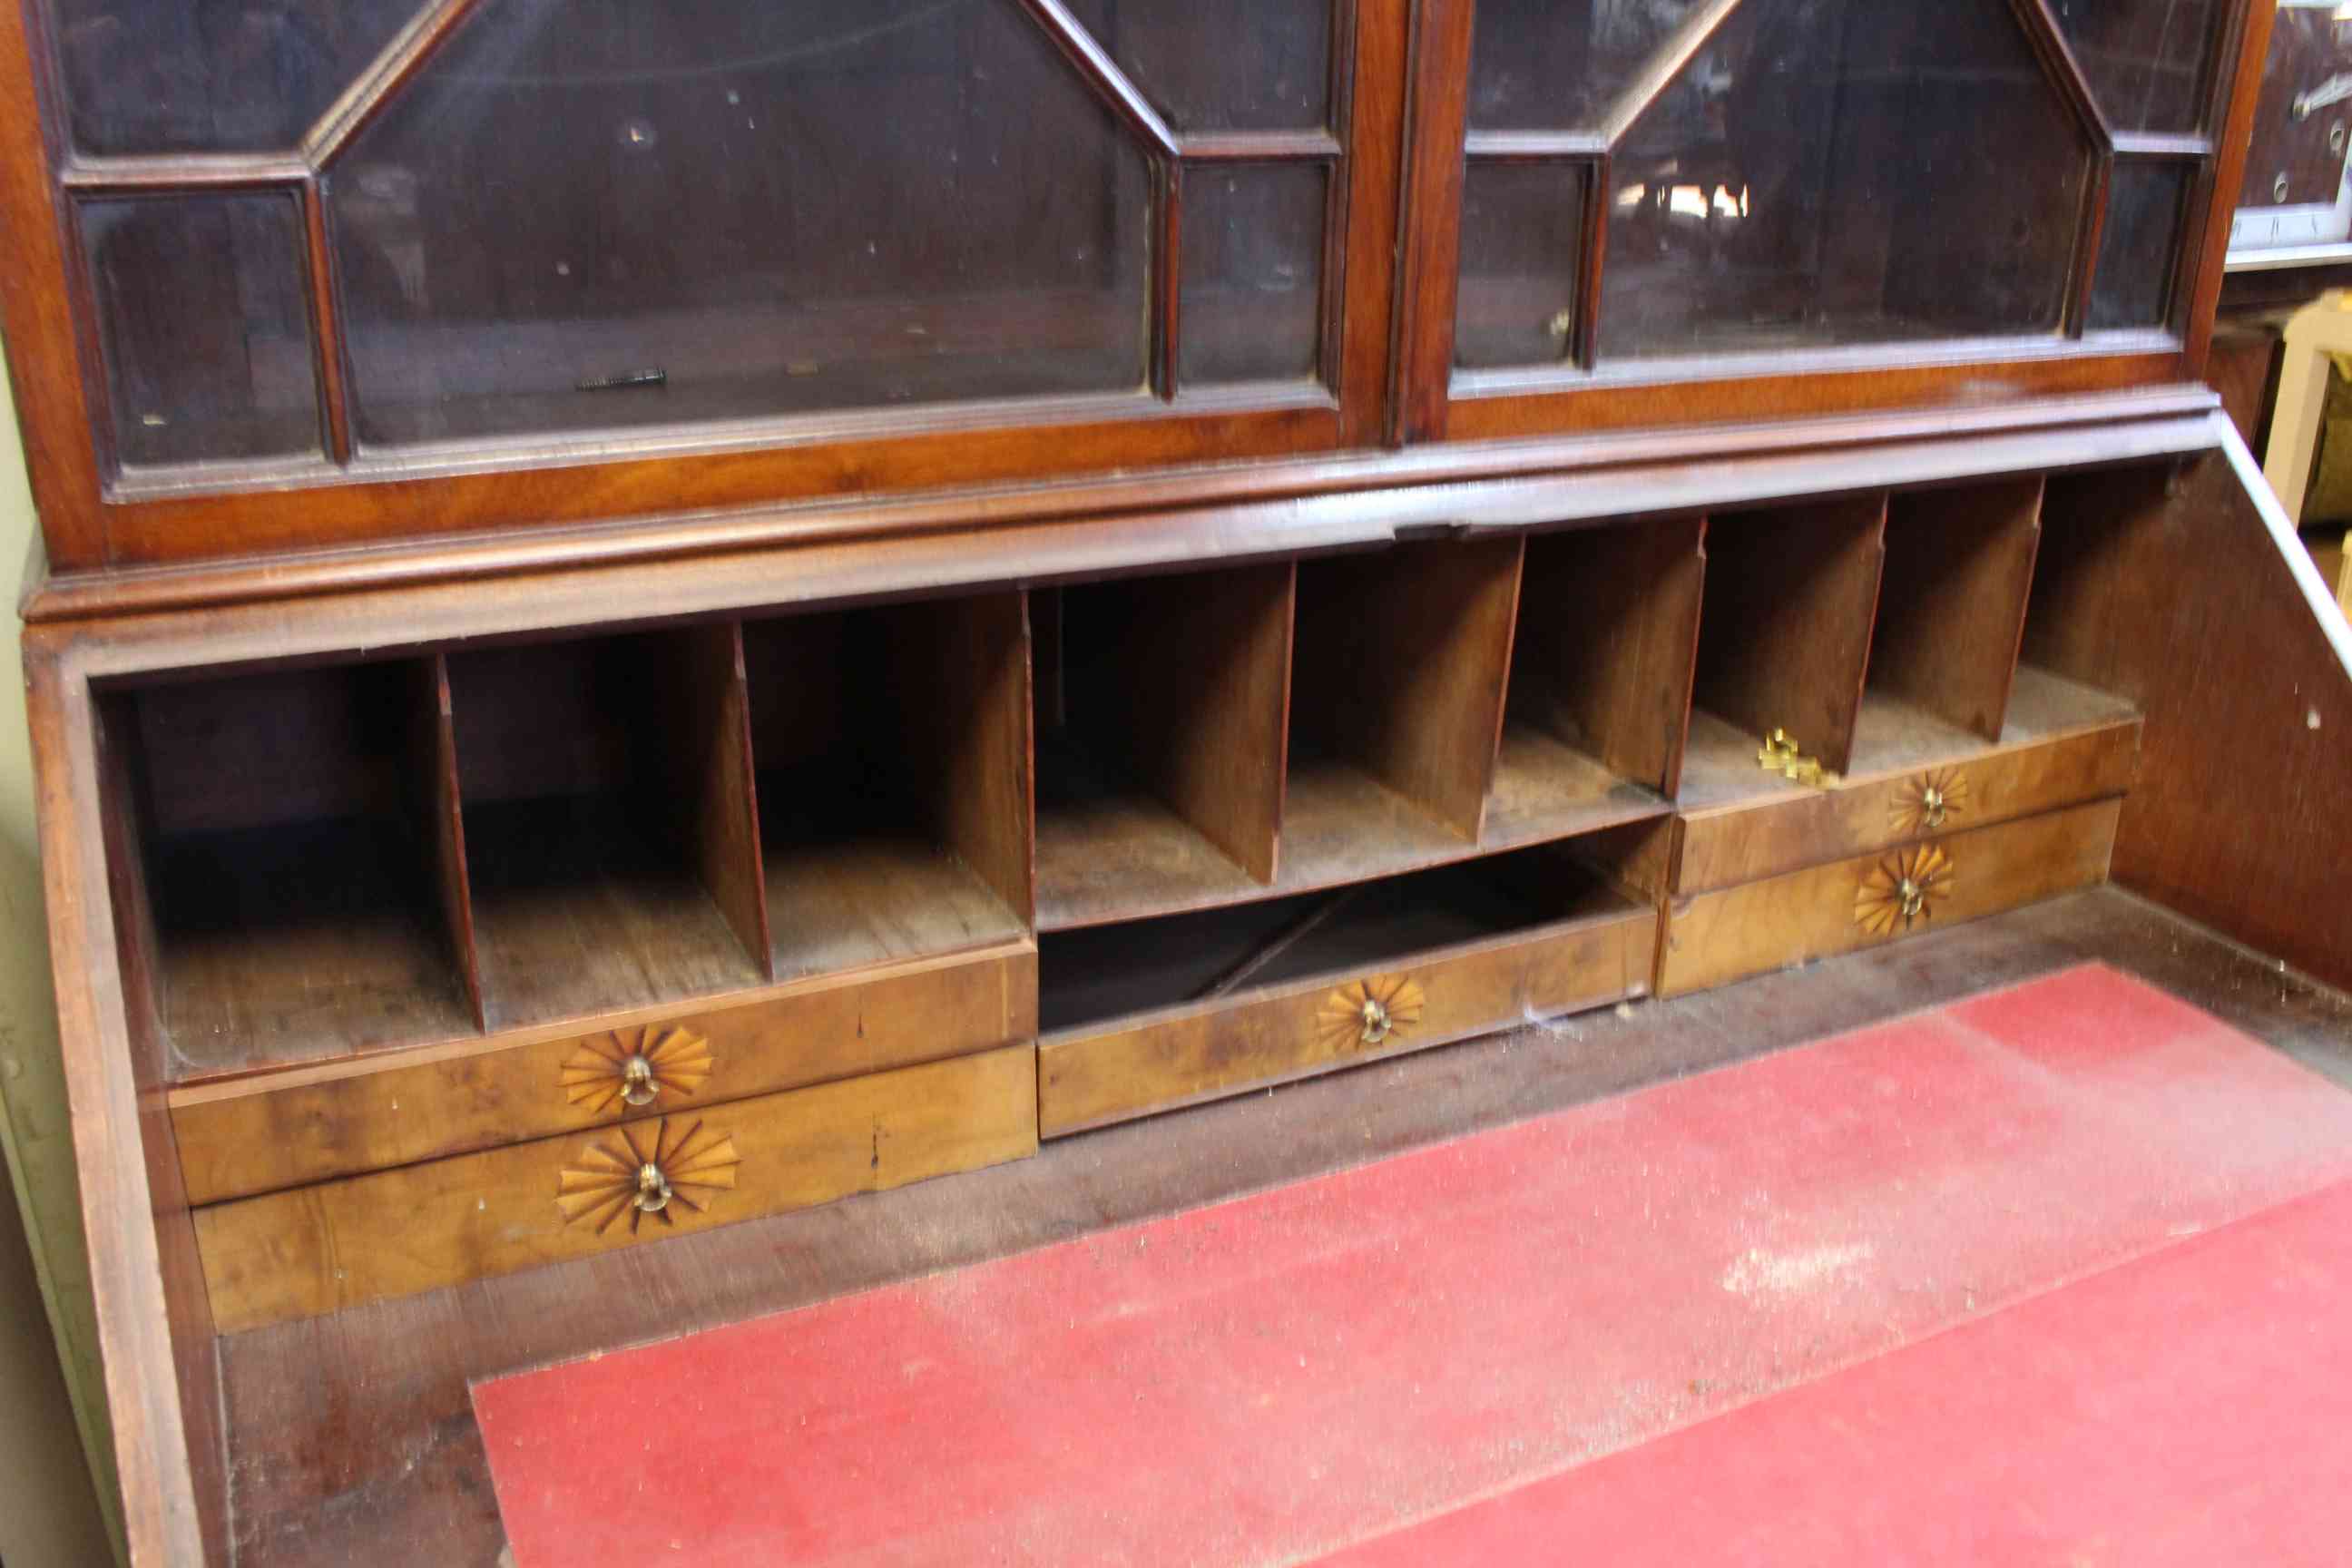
[1509,516,1706,798]
[172,941,1035,1205]
[1871,477,2044,740]
[1693,497,1889,777]
[1290,537,1524,840]
[1657,798,2122,997]
[1038,872,1654,1137]
[195,1044,1040,1333]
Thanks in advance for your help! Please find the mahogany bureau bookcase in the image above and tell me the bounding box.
[4,1,2348,1563]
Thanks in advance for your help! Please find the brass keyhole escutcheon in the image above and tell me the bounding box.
[1918,786,1947,829]
[1359,998,1392,1045]
[620,1053,660,1107]
[633,1162,673,1214]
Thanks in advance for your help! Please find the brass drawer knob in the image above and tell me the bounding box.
[558,1116,740,1236]
[1856,845,1955,936]
[1318,975,1426,1056]
[1891,766,1970,835]
[561,1025,715,1116]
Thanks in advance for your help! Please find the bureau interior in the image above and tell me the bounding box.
[740,595,1033,981]
[445,630,768,1029]
[1039,845,1639,1036]
[95,659,478,1080]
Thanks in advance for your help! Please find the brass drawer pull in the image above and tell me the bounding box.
[1318,975,1426,1056]
[1856,846,1955,936]
[1891,766,1971,835]
[561,1025,715,1116]
[558,1116,740,1236]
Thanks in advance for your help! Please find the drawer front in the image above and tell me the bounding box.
[195,1043,1038,1334]
[174,943,1035,1205]
[1038,906,1657,1138]
[1674,718,2137,895]
[1659,799,2121,997]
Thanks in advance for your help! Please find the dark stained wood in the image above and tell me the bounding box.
[1389,0,1475,443]
[0,0,109,572]
[1337,0,1408,447]
[299,180,352,466]
[1509,516,1705,797]
[1871,477,2044,740]
[2206,319,2283,452]
[24,387,2225,624]
[891,593,1036,924]
[1013,0,1181,159]
[2030,430,2352,994]
[1290,537,1523,839]
[2188,0,2273,374]
[1692,496,1889,777]
[24,645,219,1564]
[206,886,2352,1568]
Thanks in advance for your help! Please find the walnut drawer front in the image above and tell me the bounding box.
[1672,715,2139,897]
[172,942,1035,1205]
[194,1043,1037,1333]
[1658,798,2121,997]
[1037,902,1657,1138]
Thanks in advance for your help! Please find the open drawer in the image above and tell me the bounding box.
[1038,847,1656,1135]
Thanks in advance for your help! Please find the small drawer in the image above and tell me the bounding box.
[1039,885,1655,1137]
[1658,798,2121,997]
[1673,711,2137,895]
[194,1043,1038,1333]
[172,942,1035,1204]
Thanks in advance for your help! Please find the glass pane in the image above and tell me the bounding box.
[47,0,421,154]
[81,196,320,469]
[1600,0,2091,360]
[1469,0,1710,132]
[332,0,1153,449]
[1455,161,1587,370]
[1063,0,1330,132]
[2048,0,2216,134]
[1181,164,1325,384]
[2090,161,2190,329]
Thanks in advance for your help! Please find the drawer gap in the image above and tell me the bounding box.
[1041,845,1637,1036]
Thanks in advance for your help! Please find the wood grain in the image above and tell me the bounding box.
[1693,496,1889,776]
[1871,477,2044,740]
[1510,517,1706,795]
[1290,538,1523,838]
[413,656,485,1031]
[655,623,772,979]
[1675,690,2139,896]
[2031,435,2352,993]
[1046,564,1293,891]
[171,942,1034,1204]
[1040,888,1652,1136]
[1658,798,2122,996]
[195,1044,1039,1334]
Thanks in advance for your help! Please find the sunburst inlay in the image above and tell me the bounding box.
[560,1025,715,1117]
[1855,845,1955,936]
[556,1117,740,1236]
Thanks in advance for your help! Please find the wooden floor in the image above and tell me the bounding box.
[218,887,2352,1567]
